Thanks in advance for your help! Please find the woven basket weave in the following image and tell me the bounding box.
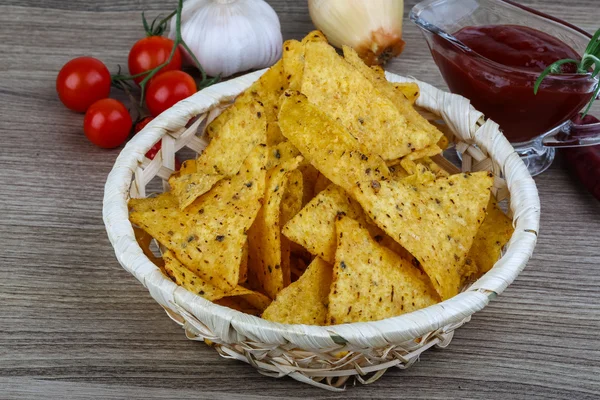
[103,69,540,391]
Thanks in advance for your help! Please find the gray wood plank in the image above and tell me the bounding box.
[0,0,599,398]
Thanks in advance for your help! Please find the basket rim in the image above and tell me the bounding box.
[102,69,540,348]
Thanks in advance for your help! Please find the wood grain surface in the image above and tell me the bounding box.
[1,0,599,398]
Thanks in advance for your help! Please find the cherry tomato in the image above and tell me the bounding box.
[145,70,197,117]
[56,57,111,113]
[83,99,132,149]
[128,36,182,85]
[133,116,181,170]
[134,116,154,134]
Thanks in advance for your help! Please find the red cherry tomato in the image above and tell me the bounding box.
[133,116,181,170]
[128,36,182,85]
[56,57,111,113]
[145,70,197,117]
[134,116,154,134]
[83,99,132,149]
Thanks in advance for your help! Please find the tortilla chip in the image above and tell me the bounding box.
[343,46,419,106]
[398,156,450,181]
[248,157,303,298]
[290,256,308,282]
[130,145,267,291]
[283,184,363,264]
[239,240,249,284]
[168,159,197,181]
[169,97,266,209]
[460,256,480,284]
[262,257,332,325]
[437,133,450,150]
[185,97,265,176]
[215,294,270,316]
[388,164,410,180]
[328,216,439,324]
[313,172,331,195]
[402,144,442,162]
[393,82,420,105]
[266,140,301,170]
[163,249,270,312]
[298,164,319,206]
[206,59,287,144]
[133,226,164,269]
[280,169,304,287]
[248,60,288,145]
[468,197,514,275]
[162,249,231,301]
[300,41,435,159]
[278,90,390,191]
[370,65,385,78]
[179,159,197,175]
[283,40,305,91]
[340,45,442,153]
[352,171,493,300]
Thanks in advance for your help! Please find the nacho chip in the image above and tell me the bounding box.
[266,140,301,169]
[133,226,164,269]
[130,145,267,291]
[468,197,514,275]
[460,256,480,284]
[179,159,197,175]
[352,171,493,300]
[283,184,363,263]
[340,45,442,153]
[215,292,271,316]
[313,172,331,195]
[370,65,385,78]
[248,157,303,298]
[401,156,450,179]
[262,257,333,325]
[393,82,420,105]
[280,169,304,287]
[278,90,390,191]
[283,183,412,266]
[298,164,319,206]
[163,249,231,301]
[302,30,327,44]
[437,133,450,150]
[239,240,249,284]
[195,97,265,177]
[168,159,197,181]
[388,164,410,180]
[162,249,270,311]
[282,40,305,91]
[247,60,288,145]
[290,256,308,282]
[300,41,436,159]
[169,97,266,209]
[222,286,272,313]
[206,60,287,144]
[402,144,442,162]
[343,46,419,106]
[328,217,439,324]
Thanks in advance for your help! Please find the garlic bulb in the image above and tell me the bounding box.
[308,0,405,65]
[170,0,283,77]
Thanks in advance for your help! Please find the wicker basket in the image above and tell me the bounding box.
[103,69,540,391]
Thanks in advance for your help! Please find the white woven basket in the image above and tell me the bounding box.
[103,69,540,391]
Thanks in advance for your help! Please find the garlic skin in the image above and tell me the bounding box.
[170,0,283,77]
[308,0,405,65]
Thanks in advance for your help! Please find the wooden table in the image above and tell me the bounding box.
[1,0,599,398]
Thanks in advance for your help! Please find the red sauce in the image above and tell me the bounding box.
[431,25,594,143]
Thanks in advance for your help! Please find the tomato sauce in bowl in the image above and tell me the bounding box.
[431,24,595,143]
